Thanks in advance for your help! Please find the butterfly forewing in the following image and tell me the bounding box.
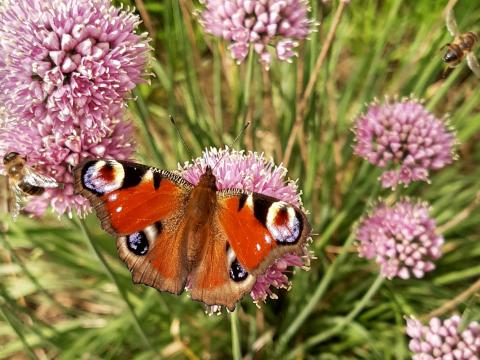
[74,159,192,235]
[217,191,311,275]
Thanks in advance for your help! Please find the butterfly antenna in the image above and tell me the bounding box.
[231,122,250,148]
[212,121,250,170]
[170,115,195,160]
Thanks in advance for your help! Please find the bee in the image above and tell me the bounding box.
[442,10,480,77]
[3,152,59,220]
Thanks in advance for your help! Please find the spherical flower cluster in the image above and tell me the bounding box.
[356,200,443,279]
[199,0,313,69]
[0,0,149,139]
[0,0,149,216]
[353,98,455,188]
[179,147,311,304]
[406,316,480,359]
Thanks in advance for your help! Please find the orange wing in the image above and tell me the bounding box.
[74,161,311,309]
[74,159,193,295]
[116,221,190,295]
[217,191,311,275]
[74,159,192,235]
[187,190,311,310]
[187,220,256,310]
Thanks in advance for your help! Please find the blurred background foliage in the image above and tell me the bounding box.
[1,0,480,358]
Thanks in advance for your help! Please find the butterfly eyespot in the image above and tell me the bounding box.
[126,231,149,256]
[229,259,249,282]
[266,202,302,244]
[82,160,125,194]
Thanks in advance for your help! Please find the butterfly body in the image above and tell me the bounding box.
[183,167,218,269]
[74,159,311,310]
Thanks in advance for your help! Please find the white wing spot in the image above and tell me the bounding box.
[256,243,261,251]
[264,234,272,244]
[108,193,118,201]
[246,194,254,209]
[116,206,123,213]
[143,169,153,182]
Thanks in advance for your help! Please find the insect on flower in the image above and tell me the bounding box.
[74,147,312,310]
[442,9,480,77]
[0,0,149,217]
[2,152,59,220]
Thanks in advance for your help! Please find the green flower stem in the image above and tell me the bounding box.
[132,88,164,166]
[0,304,38,360]
[0,230,71,314]
[76,218,157,354]
[236,47,255,134]
[213,43,223,136]
[286,274,385,359]
[230,308,242,360]
[0,285,58,349]
[276,232,356,354]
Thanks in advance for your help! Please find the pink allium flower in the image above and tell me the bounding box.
[179,147,312,304]
[353,98,455,188]
[199,0,314,69]
[406,316,480,359]
[0,117,134,217]
[0,0,149,217]
[356,200,443,279]
[0,0,150,139]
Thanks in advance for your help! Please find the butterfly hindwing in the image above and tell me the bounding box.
[188,220,256,310]
[116,220,190,295]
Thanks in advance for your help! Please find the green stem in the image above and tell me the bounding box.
[315,211,347,249]
[275,232,356,354]
[236,47,255,134]
[230,308,242,360]
[0,231,70,314]
[213,42,223,136]
[0,285,59,349]
[132,88,164,166]
[286,274,385,359]
[0,304,38,360]
[76,218,156,354]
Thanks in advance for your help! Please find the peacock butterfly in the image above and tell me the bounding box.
[73,158,311,310]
